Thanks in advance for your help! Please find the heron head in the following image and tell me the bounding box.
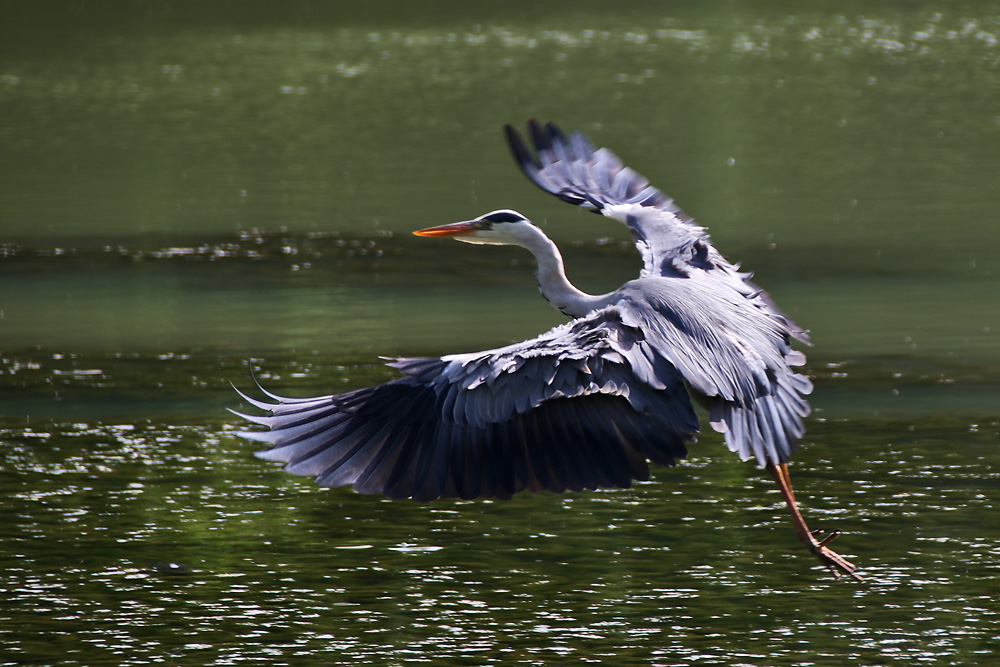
[413,209,535,246]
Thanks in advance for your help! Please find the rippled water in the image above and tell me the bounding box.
[3,413,999,665]
[3,3,1000,666]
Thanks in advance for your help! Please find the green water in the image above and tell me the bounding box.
[3,3,1000,665]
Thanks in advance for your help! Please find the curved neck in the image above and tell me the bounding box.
[517,225,613,318]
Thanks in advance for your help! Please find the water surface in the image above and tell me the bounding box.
[2,3,1000,665]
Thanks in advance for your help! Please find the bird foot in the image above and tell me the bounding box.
[806,528,862,582]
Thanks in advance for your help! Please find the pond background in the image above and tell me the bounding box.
[2,1,1000,665]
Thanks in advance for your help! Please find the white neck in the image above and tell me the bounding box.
[514,224,614,318]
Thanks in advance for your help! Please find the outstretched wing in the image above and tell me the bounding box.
[506,120,808,344]
[232,307,700,502]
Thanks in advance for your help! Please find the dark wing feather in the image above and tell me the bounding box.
[506,119,808,344]
[232,307,699,501]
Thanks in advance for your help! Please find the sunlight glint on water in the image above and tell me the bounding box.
[2,4,1000,665]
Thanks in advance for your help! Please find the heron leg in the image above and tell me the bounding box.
[767,463,862,582]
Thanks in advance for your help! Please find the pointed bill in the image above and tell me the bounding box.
[413,221,479,237]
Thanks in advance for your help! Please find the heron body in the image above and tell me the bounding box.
[232,121,860,580]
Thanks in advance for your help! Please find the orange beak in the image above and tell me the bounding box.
[412,221,479,237]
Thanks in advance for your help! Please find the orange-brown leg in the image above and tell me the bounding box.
[767,463,862,581]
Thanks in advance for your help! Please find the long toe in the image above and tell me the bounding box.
[811,541,862,582]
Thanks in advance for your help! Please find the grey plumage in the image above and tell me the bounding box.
[506,120,809,343]
[232,120,813,500]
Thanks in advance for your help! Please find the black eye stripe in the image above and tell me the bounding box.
[481,211,525,223]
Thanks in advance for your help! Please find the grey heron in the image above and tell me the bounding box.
[232,120,860,581]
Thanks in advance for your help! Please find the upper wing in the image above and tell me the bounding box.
[232,307,699,502]
[506,120,808,344]
[505,119,700,274]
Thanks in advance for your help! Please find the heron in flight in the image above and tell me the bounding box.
[233,120,860,581]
